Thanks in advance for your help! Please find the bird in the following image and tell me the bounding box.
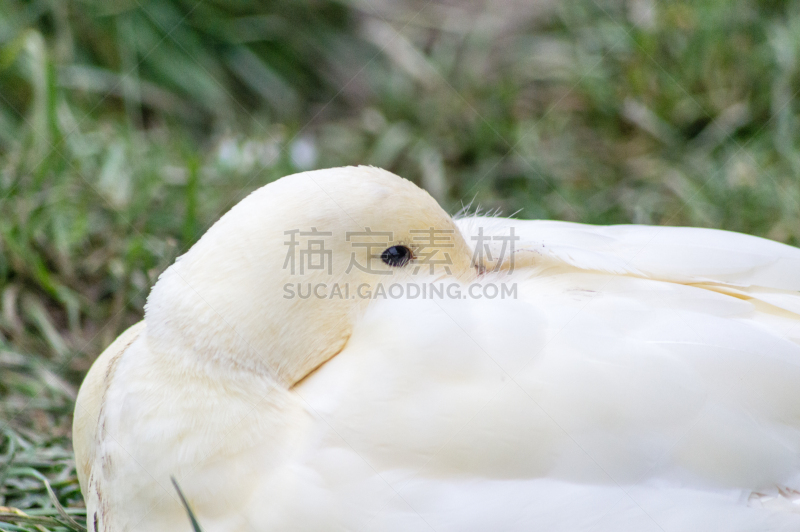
[73,166,800,532]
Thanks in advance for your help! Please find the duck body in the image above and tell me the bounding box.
[74,167,800,531]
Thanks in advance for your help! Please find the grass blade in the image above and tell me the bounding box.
[171,476,203,532]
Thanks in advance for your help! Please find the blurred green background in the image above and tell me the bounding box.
[1,0,800,529]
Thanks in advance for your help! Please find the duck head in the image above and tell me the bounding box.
[144,166,475,386]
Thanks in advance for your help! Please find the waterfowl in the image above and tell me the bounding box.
[74,166,800,531]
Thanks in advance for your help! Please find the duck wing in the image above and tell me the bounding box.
[281,221,800,531]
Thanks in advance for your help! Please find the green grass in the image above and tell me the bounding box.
[2,0,800,529]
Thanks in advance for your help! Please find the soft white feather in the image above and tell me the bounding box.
[74,167,800,531]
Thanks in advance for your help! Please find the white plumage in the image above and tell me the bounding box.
[74,166,800,531]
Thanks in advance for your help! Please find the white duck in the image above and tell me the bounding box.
[73,166,800,532]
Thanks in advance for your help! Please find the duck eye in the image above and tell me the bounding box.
[381,245,412,267]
